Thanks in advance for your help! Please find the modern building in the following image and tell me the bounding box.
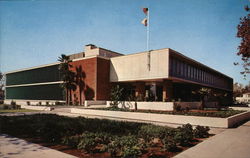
[5,44,233,105]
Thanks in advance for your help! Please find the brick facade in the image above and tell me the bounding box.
[96,58,111,100]
[70,57,111,105]
[71,57,97,105]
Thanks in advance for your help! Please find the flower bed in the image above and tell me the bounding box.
[90,107,245,118]
[0,114,211,158]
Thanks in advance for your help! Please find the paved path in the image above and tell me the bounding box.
[0,134,76,158]
[174,120,250,158]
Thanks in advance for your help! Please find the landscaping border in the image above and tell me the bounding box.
[21,105,53,111]
[71,108,250,128]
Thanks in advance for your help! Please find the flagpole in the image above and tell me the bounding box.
[147,10,149,51]
[147,10,150,71]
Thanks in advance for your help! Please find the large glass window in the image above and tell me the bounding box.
[6,84,64,100]
[6,64,61,86]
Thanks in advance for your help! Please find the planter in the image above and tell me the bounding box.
[71,108,250,128]
[21,105,53,111]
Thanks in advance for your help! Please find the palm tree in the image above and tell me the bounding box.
[75,66,85,105]
[58,54,76,105]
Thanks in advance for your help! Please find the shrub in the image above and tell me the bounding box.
[10,100,16,106]
[193,126,210,138]
[107,135,144,158]
[185,106,190,112]
[3,104,9,109]
[77,133,97,153]
[62,135,81,148]
[123,146,142,158]
[108,137,122,157]
[138,125,170,143]
[41,121,63,142]
[46,101,50,106]
[162,136,177,152]
[174,124,193,146]
[173,103,182,112]
[76,132,112,153]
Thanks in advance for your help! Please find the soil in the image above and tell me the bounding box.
[19,135,209,158]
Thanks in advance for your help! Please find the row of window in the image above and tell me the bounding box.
[169,57,231,90]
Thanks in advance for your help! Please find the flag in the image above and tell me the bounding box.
[141,8,148,26]
[141,18,147,26]
[143,8,148,15]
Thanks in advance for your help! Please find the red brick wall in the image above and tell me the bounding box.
[70,57,111,105]
[70,58,97,105]
[96,58,111,100]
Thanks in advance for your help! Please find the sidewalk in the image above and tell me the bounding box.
[174,120,250,158]
[0,134,76,158]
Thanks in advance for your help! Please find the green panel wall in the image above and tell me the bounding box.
[6,64,61,86]
[6,84,64,100]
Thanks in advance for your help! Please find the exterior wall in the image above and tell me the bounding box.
[110,49,169,82]
[169,49,233,92]
[70,57,97,105]
[5,63,64,101]
[85,47,122,58]
[6,64,61,86]
[96,58,111,100]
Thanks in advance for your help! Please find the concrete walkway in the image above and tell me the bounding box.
[174,120,250,158]
[0,134,77,158]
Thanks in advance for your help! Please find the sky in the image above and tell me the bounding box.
[0,0,249,85]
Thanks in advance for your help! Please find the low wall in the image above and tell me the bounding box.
[84,100,107,107]
[21,105,53,111]
[71,108,250,128]
[175,102,201,109]
[228,111,250,127]
[4,99,64,106]
[230,107,250,111]
[106,101,174,111]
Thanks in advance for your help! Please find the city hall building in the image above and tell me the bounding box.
[5,44,233,105]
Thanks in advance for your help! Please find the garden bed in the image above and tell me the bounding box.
[71,108,250,128]
[90,107,244,118]
[0,114,211,158]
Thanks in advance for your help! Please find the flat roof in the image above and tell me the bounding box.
[5,62,60,74]
[169,48,232,80]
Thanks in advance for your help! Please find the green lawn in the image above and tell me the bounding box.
[0,109,39,113]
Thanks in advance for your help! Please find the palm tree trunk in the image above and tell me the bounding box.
[66,89,68,105]
[69,89,72,105]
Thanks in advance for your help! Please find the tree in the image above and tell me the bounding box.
[192,87,212,110]
[110,85,124,108]
[58,54,76,105]
[236,5,250,78]
[233,82,244,99]
[0,72,4,100]
[75,66,85,105]
[0,72,3,90]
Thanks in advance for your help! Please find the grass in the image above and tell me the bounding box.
[0,104,40,113]
[0,109,39,113]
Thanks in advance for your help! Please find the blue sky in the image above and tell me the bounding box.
[0,0,249,85]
